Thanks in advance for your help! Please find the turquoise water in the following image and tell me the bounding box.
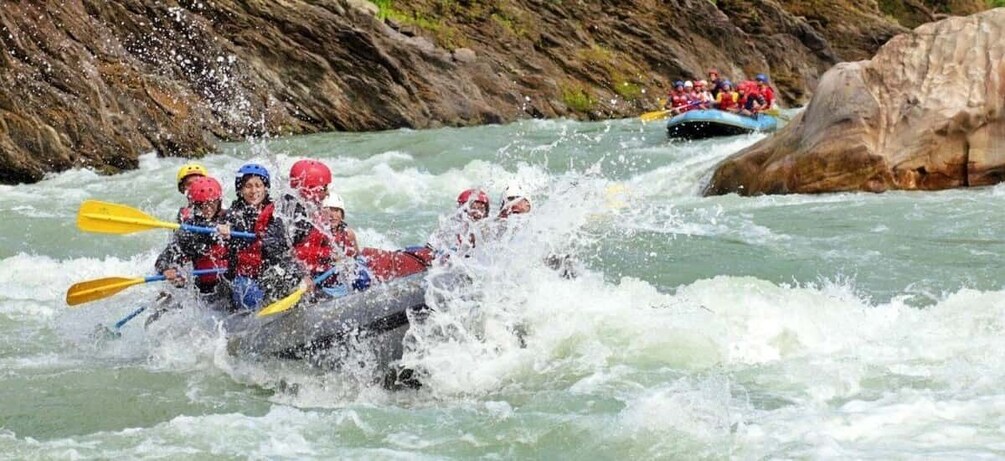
[1,118,1003,459]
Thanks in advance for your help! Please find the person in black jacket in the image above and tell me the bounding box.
[154,176,231,309]
[220,163,305,312]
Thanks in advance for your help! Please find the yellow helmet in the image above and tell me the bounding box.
[176,163,208,192]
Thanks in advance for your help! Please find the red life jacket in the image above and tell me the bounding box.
[178,207,192,223]
[760,85,775,108]
[331,223,357,258]
[293,226,331,273]
[234,203,274,278]
[194,242,228,285]
[671,91,689,110]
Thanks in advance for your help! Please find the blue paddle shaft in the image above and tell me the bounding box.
[114,306,147,330]
[143,268,224,283]
[313,266,339,284]
[180,223,255,239]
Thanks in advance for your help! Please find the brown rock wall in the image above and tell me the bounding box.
[0,0,987,184]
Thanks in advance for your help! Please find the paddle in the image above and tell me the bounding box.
[76,200,255,238]
[113,305,148,329]
[256,266,340,318]
[761,107,791,121]
[66,268,225,306]
[639,101,702,122]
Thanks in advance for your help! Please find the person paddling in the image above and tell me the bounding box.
[155,176,231,307]
[294,192,370,297]
[281,159,332,246]
[427,188,491,256]
[220,163,305,311]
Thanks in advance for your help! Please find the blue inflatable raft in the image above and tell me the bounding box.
[666,109,778,140]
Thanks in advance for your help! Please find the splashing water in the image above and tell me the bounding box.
[1,116,1003,458]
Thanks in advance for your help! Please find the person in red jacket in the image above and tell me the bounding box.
[281,159,332,247]
[155,176,230,306]
[665,80,691,112]
[427,188,491,256]
[756,74,776,109]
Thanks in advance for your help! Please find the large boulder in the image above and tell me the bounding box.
[705,9,1005,196]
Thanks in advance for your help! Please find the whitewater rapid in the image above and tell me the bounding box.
[1,118,1002,459]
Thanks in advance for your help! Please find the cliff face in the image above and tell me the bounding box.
[704,9,1005,196]
[0,0,987,184]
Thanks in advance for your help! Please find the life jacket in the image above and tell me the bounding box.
[760,85,775,108]
[293,226,331,274]
[193,241,228,286]
[331,223,357,258]
[716,91,739,111]
[234,203,274,278]
[360,247,431,283]
[670,91,689,110]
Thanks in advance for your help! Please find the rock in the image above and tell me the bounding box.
[705,9,1005,196]
[453,48,477,64]
[0,1,992,184]
[344,0,378,18]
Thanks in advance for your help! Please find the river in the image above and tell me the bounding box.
[1,118,1002,459]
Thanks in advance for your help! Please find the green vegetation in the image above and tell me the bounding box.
[368,0,467,48]
[614,81,643,101]
[990,0,1005,7]
[561,84,596,112]
[575,45,646,102]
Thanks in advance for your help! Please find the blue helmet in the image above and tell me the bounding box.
[674,80,684,88]
[756,74,768,83]
[235,163,271,189]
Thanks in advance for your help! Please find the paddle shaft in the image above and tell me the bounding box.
[144,268,225,283]
[180,223,255,239]
[111,268,225,329]
[80,210,255,238]
[114,306,147,329]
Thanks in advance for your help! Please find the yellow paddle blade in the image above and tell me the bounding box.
[77,200,181,234]
[639,109,672,122]
[66,277,146,307]
[762,107,790,120]
[256,286,308,318]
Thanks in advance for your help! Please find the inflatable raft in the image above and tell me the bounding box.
[666,109,778,139]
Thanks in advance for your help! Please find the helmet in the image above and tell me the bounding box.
[684,80,693,88]
[756,73,768,83]
[697,80,708,87]
[176,163,208,192]
[457,188,490,207]
[721,80,732,89]
[323,192,345,210]
[289,159,332,191]
[235,163,270,190]
[673,80,684,88]
[186,176,222,202]
[501,182,531,205]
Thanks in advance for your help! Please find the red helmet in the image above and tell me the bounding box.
[457,188,489,207]
[186,176,222,202]
[289,159,332,191]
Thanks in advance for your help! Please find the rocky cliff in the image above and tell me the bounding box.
[0,0,988,184]
[704,8,1005,196]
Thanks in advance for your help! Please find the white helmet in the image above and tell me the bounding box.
[684,80,694,88]
[501,182,531,206]
[323,193,344,210]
